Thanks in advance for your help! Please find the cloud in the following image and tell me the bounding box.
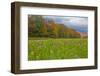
[61,17,88,32]
[67,17,88,26]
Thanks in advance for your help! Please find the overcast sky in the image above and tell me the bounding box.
[43,16,88,32]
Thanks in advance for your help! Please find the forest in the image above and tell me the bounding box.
[28,15,81,38]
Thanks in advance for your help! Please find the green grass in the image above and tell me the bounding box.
[28,38,88,61]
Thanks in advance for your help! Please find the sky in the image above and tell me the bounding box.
[43,16,88,32]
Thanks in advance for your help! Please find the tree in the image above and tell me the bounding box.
[40,20,48,37]
[45,20,58,38]
[28,15,44,37]
[57,24,66,38]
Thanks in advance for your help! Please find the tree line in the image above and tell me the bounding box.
[28,15,81,38]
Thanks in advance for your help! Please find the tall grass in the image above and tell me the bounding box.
[28,38,88,60]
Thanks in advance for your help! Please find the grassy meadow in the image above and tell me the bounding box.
[28,38,88,60]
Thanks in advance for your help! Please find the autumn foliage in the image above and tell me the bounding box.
[28,15,81,38]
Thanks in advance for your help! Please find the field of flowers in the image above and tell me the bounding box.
[28,38,88,60]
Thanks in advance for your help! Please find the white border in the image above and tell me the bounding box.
[20,7,95,70]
